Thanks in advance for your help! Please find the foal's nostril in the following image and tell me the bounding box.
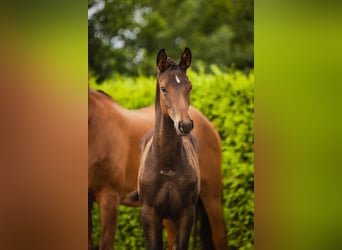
[178,120,194,134]
[178,121,184,132]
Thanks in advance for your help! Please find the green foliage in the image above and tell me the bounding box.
[89,67,254,249]
[88,0,253,81]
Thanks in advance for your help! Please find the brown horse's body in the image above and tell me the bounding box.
[88,69,228,249]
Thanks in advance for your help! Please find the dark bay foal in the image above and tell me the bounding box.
[138,48,200,250]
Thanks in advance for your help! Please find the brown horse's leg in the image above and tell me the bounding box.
[88,194,95,250]
[201,194,228,250]
[141,206,163,250]
[175,208,195,250]
[97,190,120,250]
[163,219,176,249]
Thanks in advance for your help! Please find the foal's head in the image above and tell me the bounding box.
[156,48,193,136]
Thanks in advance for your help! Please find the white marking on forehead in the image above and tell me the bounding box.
[175,75,181,84]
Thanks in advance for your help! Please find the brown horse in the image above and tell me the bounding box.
[137,48,199,250]
[88,64,228,249]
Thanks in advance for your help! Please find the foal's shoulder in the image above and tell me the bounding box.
[139,129,154,155]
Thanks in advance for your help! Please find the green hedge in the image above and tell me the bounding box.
[89,66,254,250]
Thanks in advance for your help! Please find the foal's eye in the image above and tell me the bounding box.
[160,86,167,93]
[189,85,193,92]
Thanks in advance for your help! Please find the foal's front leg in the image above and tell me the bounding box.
[175,207,195,250]
[141,206,163,250]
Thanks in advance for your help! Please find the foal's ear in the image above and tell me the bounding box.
[156,48,168,72]
[179,47,192,71]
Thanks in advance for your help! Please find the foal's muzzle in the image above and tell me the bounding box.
[178,120,194,135]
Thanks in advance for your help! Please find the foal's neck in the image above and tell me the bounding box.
[153,96,183,168]
[154,111,181,147]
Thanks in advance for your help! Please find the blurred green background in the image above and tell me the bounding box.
[88,0,253,82]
